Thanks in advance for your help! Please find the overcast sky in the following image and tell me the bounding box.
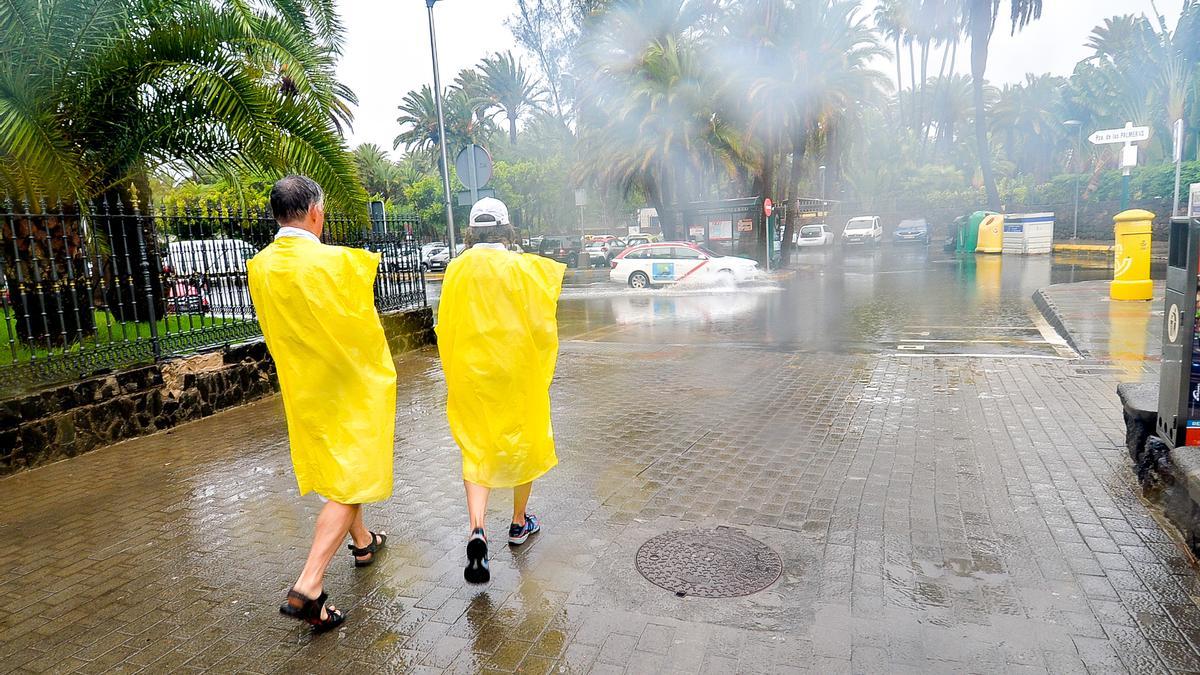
[336,0,1186,157]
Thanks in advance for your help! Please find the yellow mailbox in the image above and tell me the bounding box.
[975,214,1004,254]
[1111,209,1153,301]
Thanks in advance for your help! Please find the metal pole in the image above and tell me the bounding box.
[1121,169,1131,211]
[1173,118,1184,216]
[1072,125,1081,239]
[426,0,456,257]
[468,145,479,206]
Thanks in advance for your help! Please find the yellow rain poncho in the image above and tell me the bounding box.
[247,236,397,504]
[437,247,565,488]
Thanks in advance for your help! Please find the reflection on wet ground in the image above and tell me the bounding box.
[544,247,1114,357]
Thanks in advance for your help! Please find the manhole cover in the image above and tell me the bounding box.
[635,527,782,598]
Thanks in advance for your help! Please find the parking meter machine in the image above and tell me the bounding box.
[1158,217,1200,448]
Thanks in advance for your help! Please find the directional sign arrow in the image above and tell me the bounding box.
[1089,125,1150,145]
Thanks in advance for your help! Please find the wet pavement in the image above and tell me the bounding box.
[5,247,1200,673]
[1037,280,1163,377]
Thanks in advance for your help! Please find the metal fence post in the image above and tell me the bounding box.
[132,202,160,359]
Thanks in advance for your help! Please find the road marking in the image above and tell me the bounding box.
[896,344,926,351]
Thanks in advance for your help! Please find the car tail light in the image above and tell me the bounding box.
[610,260,618,269]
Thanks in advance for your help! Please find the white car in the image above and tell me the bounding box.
[841,216,882,245]
[794,224,833,247]
[609,242,758,288]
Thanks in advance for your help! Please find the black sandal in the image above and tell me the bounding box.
[279,588,345,633]
[348,531,387,568]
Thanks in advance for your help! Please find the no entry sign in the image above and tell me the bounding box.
[763,198,773,217]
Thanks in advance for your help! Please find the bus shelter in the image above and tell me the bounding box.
[664,197,764,258]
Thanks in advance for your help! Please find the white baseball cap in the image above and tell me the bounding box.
[469,197,510,227]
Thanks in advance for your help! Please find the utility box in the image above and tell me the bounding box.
[1157,217,1200,448]
[1002,213,1054,254]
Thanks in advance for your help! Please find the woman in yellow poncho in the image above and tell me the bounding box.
[437,198,565,584]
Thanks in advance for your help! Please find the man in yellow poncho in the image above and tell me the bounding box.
[437,198,565,584]
[247,175,396,632]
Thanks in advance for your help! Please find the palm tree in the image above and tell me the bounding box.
[478,51,545,144]
[765,0,888,254]
[990,74,1067,180]
[353,144,399,200]
[874,0,907,118]
[577,36,730,239]
[0,0,362,335]
[962,0,1044,210]
[393,85,490,164]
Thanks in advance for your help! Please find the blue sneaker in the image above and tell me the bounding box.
[464,528,489,584]
[508,514,541,546]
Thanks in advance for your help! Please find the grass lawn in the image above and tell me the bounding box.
[0,309,251,366]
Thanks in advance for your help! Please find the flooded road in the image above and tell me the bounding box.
[435,246,1119,357]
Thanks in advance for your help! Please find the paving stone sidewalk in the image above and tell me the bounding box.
[3,338,1200,673]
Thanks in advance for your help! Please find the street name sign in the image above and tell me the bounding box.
[1089,126,1150,145]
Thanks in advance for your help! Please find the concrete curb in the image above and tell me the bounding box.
[1032,287,1089,358]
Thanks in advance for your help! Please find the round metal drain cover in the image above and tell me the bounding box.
[635,527,782,598]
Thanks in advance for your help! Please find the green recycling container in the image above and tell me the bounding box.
[958,210,996,253]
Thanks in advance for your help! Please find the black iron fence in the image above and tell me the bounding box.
[0,197,426,394]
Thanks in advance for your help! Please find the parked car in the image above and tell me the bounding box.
[793,224,833,247]
[626,233,661,247]
[893,218,929,244]
[841,216,882,245]
[585,238,627,266]
[610,242,758,288]
[165,279,209,315]
[421,242,447,260]
[537,235,583,267]
[165,239,257,277]
[423,246,449,272]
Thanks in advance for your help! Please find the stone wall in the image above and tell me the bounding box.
[0,306,435,476]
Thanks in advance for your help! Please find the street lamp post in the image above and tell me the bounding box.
[426,0,456,258]
[818,165,827,203]
[1064,120,1083,240]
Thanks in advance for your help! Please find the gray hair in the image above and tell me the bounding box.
[270,175,324,224]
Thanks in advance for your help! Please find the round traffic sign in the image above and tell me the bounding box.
[454,144,493,190]
[763,198,773,217]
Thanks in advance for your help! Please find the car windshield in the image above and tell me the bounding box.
[846,220,873,230]
[800,226,823,236]
[898,220,926,230]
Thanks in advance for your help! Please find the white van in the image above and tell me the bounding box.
[165,239,257,277]
[841,216,882,245]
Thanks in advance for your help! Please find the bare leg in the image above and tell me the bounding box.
[348,507,373,549]
[512,482,533,525]
[348,507,383,563]
[292,500,358,619]
[465,480,491,532]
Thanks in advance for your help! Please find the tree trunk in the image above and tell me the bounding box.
[780,130,808,262]
[921,41,953,161]
[1,202,96,347]
[758,139,778,265]
[508,112,519,144]
[894,37,903,115]
[969,6,1001,210]
[99,180,166,325]
[647,178,678,241]
[918,39,930,148]
[908,41,917,130]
